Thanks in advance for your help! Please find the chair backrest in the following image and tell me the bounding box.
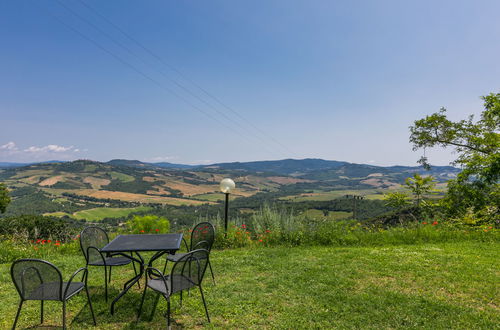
[80,226,109,263]
[190,222,215,252]
[170,249,209,292]
[11,259,63,301]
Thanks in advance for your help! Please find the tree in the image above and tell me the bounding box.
[383,191,411,210]
[0,183,11,214]
[405,173,436,207]
[409,93,499,221]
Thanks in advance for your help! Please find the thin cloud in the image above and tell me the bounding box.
[24,144,75,153]
[0,141,83,162]
[0,141,18,150]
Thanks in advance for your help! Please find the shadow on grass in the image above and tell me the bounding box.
[69,284,189,329]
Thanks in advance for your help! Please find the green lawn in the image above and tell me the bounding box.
[0,241,498,329]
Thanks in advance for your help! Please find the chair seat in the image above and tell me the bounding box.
[166,252,187,262]
[26,281,85,301]
[147,274,196,296]
[167,252,209,262]
[88,256,132,266]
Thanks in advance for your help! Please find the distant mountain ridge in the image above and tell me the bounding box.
[1,158,460,177]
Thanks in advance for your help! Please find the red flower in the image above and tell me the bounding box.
[42,240,46,244]
[432,221,438,226]
[265,230,271,233]
[241,224,246,228]
[77,234,80,238]
[48,240,51,243]
[259,239,263,242]
[140,230,145,233]
[36,239,41,244]
[55,242,60,246]
[422,222,427,225]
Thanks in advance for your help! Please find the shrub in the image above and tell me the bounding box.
[0,215,80,241]
[126,215,170,234]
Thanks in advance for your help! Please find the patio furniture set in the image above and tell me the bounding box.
[10,221,216,329]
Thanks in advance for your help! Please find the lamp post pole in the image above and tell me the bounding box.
[220,178,235,238]
[224,192,229,236]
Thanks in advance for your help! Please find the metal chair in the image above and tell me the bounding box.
[164,222,216,284]
[80,226,136,301]
[138,249,211,328]
[10,258,96,329]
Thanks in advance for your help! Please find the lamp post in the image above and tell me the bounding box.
[220,178,235,236]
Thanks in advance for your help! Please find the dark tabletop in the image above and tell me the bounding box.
[101,233,183,253]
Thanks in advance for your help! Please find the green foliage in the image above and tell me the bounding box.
[0,214,80,241]
[410,93,500,223]
[210,205,497,248]
[383,191,411,210]
[126,214,170,234]
[0,182,10,213]
[405,173,436,206]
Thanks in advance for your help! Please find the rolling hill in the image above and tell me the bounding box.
[0,158,459,221]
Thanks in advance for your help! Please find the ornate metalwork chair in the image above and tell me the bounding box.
[138,249,211,328]
[10,258,96,329]
[80,226,135,301]
[164,222,216,283]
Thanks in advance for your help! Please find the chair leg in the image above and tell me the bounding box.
[199,285,210,323]
[85,285,97,325]
[208,259,216,285]
[104,266,108,302]
[62,300,66,330]
[132,257,140,289]
[166,296,171,329]
[180,290,183,307]
[12,300,23,330]
[41,300,44,323]
[109,266,112,283]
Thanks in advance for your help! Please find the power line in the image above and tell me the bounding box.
[40,3,273,154]
[55,0,283,156]
[76,0,298,158]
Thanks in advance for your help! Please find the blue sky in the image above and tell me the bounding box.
[1,0,499,166]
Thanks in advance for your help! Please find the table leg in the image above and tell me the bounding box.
[110,252,144,315]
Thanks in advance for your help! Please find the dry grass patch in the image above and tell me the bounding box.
[267,176,313,184]
[83,177,111,189]
[164,181,218,196]
[74,189,213,205]
[39,175,65,186]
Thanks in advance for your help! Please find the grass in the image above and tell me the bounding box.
[109,172,135,183]
[72,206,152,221]
[0,241,498,329]
[280,189,387,202]
[44,206,152,221]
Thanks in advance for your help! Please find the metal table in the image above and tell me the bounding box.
[101,233,183,314]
